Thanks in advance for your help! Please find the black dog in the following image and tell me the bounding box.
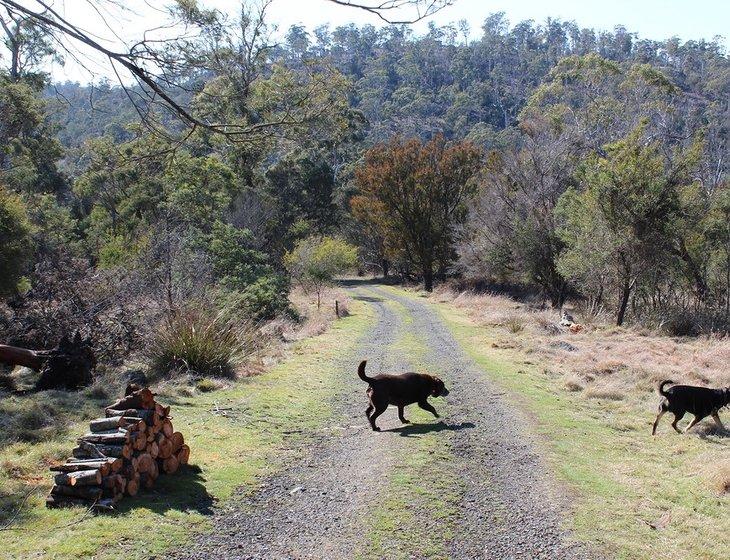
[358,360,449,431]
[652,380,730,435]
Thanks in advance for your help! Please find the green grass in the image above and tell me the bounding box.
[357,291,461,560]
[0,299,374,559]
[402,290,730,560]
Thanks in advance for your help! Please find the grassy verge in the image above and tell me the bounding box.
[358,293,461,560]
[409,290,729,560]
[0,298,373,559]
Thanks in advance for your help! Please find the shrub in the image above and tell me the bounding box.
[285,236,358,308]
[0,185,34,297]
[235,275,291,320]
[149,310,256,379]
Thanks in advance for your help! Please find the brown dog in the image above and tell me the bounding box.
[652,380,730,435]
[358,360,449,431]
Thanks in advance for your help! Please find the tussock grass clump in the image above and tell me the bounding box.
[0,398,67,445]
[706,462,730,495]
[503,316,524,333]
[149,310,256,379]
[196,377,225,392]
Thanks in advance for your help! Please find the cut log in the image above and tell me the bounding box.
[125,477,139,497]
[149,459,159,479]
[155,403,171,418]
[105,408,154,422]
[51,484,102,500]
[53,469,101,487]
[148,441,159,459]
[80,430,129,445]
[51,459,117,476]
[46,495,115,511]
[107,388,155,412]
[170,432,184,453]
[177,444,190,465]
[89,416,123,432]
[162,455,179,475]
[161,419,174,438]
[136,453,154,474]
[73,441,131,460]
[140,472,155,489]
[120,461,137,480]
[130,432,147,451]
[157,437,173,460]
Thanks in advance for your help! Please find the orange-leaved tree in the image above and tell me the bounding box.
[352,134,482,291]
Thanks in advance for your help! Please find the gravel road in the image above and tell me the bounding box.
[172,284,595,560]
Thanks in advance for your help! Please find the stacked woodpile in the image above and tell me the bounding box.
[46,386,190,511]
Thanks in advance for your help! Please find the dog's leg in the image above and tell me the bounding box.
[671,412,685,433]
[652,409,665,435]
[369,404,387,431]
[683,415,702,433]
[711,411,726,431]
[417,400,439,418]
[365,403,374,420]
[397,405,409,424]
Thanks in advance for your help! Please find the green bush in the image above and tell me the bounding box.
[0,185,34,297]
[236,275,291,320]
[149,310,256,379]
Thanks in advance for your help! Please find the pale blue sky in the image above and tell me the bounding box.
[280,0,729,43]
[31,0,729,82]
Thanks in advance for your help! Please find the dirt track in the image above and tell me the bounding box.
[173,284,593,559]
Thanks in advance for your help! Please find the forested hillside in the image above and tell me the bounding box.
[2,4,729,375]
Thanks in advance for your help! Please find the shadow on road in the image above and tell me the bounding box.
[352,295,384,303]
[385,421,476,437]
[338,277,398,288]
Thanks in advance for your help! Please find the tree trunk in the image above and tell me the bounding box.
[616,278,633,326]
[382,259,390,279]
[423,264,434,292]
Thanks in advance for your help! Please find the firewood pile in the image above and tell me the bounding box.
[46,386,190,511]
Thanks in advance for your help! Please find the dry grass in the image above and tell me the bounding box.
[705,462,730,495]
[433,285,730,403]
[288,286,352,339]
[433,284,730,509]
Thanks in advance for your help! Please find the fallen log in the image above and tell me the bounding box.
[0,344,44,370]
[0,333,97,391]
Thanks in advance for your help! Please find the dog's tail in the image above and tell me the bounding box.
[657,380,674,398]
[357,360,373,384]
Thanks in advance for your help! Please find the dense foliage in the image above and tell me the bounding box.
[1,5,728,360]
